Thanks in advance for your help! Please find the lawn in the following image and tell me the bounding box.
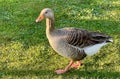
[0,0,120,79]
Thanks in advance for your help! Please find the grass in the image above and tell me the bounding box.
[0,0,120,79]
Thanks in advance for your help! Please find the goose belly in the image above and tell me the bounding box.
[83,42,107,56]
[50,42,70,58]
[48,39,73,58]
[48,39,87,61]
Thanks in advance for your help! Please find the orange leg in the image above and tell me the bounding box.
[55,60,74,74]
[71,61,81,69]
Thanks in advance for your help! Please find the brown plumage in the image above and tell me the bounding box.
[36,8,112,74]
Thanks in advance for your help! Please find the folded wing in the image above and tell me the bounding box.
[61,27,111,48]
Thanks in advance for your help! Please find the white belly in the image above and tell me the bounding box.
[83,42,107,56]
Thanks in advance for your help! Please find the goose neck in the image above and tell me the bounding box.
[46,18,55,32]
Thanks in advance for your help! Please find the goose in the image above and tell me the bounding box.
[36,8,113,74]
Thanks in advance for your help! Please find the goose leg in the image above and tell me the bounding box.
[71,61,81,69]
[55,60,74,74]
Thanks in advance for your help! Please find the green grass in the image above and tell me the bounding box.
[0,0,120,79]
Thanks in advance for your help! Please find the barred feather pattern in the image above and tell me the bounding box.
[60,27,111,48]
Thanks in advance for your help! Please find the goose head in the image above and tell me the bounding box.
[36,8,54,22]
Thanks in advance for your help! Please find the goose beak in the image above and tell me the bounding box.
[36,14,44,23]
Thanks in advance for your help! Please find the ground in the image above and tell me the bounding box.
[0,0,120,79]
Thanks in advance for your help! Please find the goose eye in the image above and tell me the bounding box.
[45,12,48,14]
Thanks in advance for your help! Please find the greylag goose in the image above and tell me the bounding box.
[36,8,113,74]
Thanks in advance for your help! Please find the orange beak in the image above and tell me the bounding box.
[36,14,44,22]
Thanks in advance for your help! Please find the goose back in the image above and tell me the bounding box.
[60,27,111,48]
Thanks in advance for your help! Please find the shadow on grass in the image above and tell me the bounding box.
[0,69,120,78]
[0,69,54,76]
[67,69,120,78]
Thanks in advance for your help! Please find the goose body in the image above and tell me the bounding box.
[36,8,113,74]
[47,27,111,60]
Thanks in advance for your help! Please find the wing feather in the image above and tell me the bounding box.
[61,27,111,48]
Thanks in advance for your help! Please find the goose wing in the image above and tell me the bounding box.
[61,27,111,48]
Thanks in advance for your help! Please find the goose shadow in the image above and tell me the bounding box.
[0,69,120,78]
